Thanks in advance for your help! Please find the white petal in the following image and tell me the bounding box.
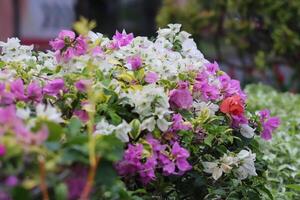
[240,124,255,138]
[141,117,156,131]
[212,167,223,180]
[156,118,171,132]
[202,162,218,173]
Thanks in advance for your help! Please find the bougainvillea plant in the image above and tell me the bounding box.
[0,24,279,199]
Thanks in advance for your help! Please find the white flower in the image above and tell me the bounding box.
[203,161,223,180]
[0,69,16,82]
[182,39,197,52]
[88,31,103,43]
[0,38,35,63]
[16,107,31,120]
[168,23,182,32]
[125,84,172,132]
[36,104,63,123]
[94,119,131,143]
[0,38,20,50]
[203,154,239,180]
[157,118,171,132]
[177,31,191,42]
[94,119,116,135]
[157,28,173,39]
[127,84,170,118]
[193,101,219,117]
[220,155,239,167]
[141,117,156,132]
[37,51,57,70]
[236,150,257,180]
[240,124,255,138]
[114,120,131,142]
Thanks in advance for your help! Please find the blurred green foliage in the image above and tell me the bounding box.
[157,0,300,90]
[245,84,300,199]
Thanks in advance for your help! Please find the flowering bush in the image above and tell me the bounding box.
[0,24,279,199]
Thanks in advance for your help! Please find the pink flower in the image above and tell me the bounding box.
[160,142,192,175]
[169,81,193,109]
[126,55,142,70]
[74,110,89,123]
[170,114,192,132]
[75,36,87,55]
[43,79,65,96]
[75,79,91,92]
[27,81,42,102]
[50,30,75,51]
[5,176,19,187]
[8,79,43,103]
[138,156,157,184]
[0,106,17,125]
[92,46,103,56]
[50,30,87,62]
[231,114,248,128]
[193,70,220,101]
[0,83,14,105]
[59,30,76,40]
[116,144,143,177]
[61,48,76,62]
[195,70,208,82]
[193,81,220,101]
[106,41,119,50]
[14,125,48,145]
[205,61,219,74]
[145,72,158,84]
[0,144,6,156]
[259,109,280,140]
[10,79,26,101]
[218,73,246,100]
[112,30,134,47]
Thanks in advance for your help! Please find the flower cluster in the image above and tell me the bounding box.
[203,149,257,181]
[116,136,191,184]
[0,24,279,199]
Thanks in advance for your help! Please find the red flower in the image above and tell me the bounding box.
[220,95,244,115]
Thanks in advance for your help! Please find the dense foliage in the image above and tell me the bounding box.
[157,0,300,90]
[246,84,300,200]
[0,24,279,199]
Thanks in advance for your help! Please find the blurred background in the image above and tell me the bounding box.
[0,0,299,91]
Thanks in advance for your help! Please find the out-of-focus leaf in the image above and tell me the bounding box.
[54,183,68,200]
[95,135,124,162]
[12,186,31,200]
[66,117,82,137]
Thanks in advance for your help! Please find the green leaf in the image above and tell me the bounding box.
[44,141,61,151]
[12,186,31,200]
[0,61,5,68]
[95,160,119,187]
[61,145,89,164]
[108,111,122,125]
[95,69,104,81]
[204,134,214,147]
[286,184,300,191]
[65,135,88,146]
[46,121,63,141]
[259,185,274,200]
[54,183,68,200]
[134,68,145,82]
[95,135,124,161]
[129,119,141,140]
[179,109,193,120]
[66,117,82,137]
